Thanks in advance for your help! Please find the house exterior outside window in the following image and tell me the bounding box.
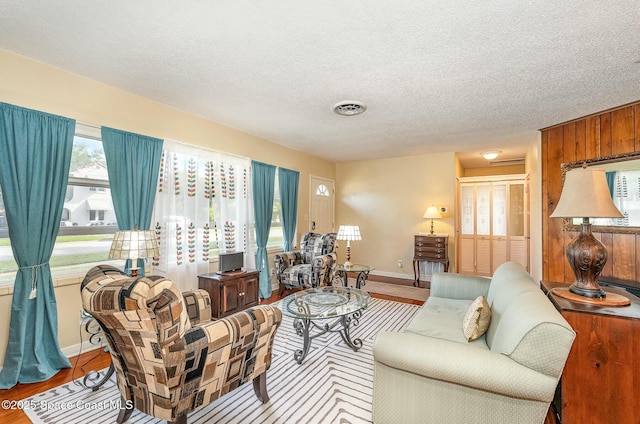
[0,125,120,286]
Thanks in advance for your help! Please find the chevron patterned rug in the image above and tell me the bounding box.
[23,298,420,424]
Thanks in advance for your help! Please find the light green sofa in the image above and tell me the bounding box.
[372,261,575,424]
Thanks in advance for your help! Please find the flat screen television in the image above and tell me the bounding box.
[218,252,244,274]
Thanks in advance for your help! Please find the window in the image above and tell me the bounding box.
[0,125,120,286]
[89,210,106,222]
[266,173,283,249]
[316,184,330,196]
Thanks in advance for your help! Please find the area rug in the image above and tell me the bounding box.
[362,280,429,301]
[23,298,420,424]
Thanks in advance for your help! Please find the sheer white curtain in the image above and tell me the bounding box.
[151,139,255,291]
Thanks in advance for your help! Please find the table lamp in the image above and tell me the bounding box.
[337,225,361,268]
[423,205,442,235]
[109,227,160,277]
[550,166,623,300]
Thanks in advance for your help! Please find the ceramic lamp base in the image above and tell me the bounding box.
[565,221,607,299]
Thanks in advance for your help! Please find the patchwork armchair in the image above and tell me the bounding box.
[80,265,282,424]
[274,232,337,295]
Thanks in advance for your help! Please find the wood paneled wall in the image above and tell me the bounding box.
[542,101,640,283]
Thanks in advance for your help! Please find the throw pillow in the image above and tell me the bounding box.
[462,295,491,342]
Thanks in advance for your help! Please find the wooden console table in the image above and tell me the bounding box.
[413,234,448,287]
[198,269,260,318]
[540,280,640,424]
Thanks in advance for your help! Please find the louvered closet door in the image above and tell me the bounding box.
[492,183,508,273]
[474,184,492,276]
[458,184,476,274]
[457,175,530,276]
[508,181,529,271]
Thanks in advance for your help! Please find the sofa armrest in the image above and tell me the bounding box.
[183,305,282,380]
[182,289,212,325]
[430,272,491,300]
[374,331,558,402]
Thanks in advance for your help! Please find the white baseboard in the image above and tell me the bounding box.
[61,341,104,359]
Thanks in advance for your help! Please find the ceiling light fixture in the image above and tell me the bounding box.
[332,100,367,116]
[481,150,501,161]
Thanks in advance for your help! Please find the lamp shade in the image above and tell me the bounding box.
[423,205,442,219]
[109,229,160,260]
[550,167,623,219]
[337,225,361,241]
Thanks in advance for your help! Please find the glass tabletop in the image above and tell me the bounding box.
[279,286,371,320]
[334,263,373,273]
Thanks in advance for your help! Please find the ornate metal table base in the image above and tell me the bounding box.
[293,310,363,364]
[82,311,113,391]
[334,264,371,289]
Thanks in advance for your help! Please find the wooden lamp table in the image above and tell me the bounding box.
[540,280,640,424]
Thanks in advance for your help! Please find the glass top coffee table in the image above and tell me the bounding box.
[279,286,371,364]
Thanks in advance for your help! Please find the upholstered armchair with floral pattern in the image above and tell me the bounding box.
[274,232,337,295]
[81,265,282,424]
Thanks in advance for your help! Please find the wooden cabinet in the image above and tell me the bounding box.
[413,235,448,286]
[541,281,640,424]
[198,269,260,318]
[458,174,529,276]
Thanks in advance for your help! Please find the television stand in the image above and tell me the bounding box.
[198,269,259,318]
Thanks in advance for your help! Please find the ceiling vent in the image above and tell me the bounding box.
[332,100,367,116]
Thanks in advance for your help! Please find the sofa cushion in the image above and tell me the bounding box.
[462,296,491,342]
[406,297,490,349]
[485,261,539,348]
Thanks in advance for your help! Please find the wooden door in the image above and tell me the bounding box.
[242,272,259,307]
[221,279,241,315]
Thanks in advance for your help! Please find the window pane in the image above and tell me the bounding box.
[0,134,121,286]
[0,186,12,285]
[55,135,119,279]
[267,173,284,249]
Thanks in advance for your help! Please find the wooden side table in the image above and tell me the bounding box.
[540,280,640,424]
[413,234,448,287]
[198,269,260,318]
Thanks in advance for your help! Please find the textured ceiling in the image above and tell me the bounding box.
[1,1,639,167]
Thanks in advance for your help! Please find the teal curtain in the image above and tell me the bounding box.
[606,171,616,199]
[252,161,275,298]
[278,167,300,252]
[0,103,74,388]
[101,127,163,275]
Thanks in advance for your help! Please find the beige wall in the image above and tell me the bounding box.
[335,152,457,280]
[0,49,335,365]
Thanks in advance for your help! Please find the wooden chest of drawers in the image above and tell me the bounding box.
[413,235,449,286]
